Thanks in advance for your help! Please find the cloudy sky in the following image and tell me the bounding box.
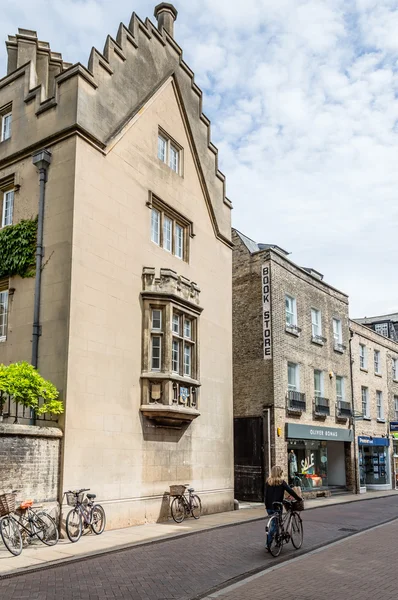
[1,0,398,317]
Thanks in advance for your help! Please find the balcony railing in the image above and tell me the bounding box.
[0,393,58,425]
[314,396,330,416]
[336,400,352,419]
[286,390,306,413]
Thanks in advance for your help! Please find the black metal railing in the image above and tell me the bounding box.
[337,400,352,418]
[314,396,330,416]
[0,393,57,425]
[286,390,306,412]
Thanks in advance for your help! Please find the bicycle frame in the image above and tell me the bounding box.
[73,500,95,527]
[12,508,47,540]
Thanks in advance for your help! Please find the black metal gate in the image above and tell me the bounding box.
[234,416,264,502]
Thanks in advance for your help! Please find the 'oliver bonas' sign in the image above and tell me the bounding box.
[262,263,272,360]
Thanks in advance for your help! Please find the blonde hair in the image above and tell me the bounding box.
[267,465,284,486]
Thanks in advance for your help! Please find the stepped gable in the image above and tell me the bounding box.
[0,4,232,244]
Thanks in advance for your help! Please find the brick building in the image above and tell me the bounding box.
[0,4,234,527]
[233,230,355,500]
[350,320,398,491]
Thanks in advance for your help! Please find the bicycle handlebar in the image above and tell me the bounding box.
[65,488,90,494]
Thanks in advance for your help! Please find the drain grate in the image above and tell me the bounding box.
[339,527,358,532]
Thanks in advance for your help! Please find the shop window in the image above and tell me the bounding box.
[359,444,388,485]
[361,387,370,419]
[287,440,328,489]
[374,350,381,375]
[359,344,367,369]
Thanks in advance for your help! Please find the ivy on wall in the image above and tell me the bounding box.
[0,217,37,279]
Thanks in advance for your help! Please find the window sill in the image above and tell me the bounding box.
[363,416,371,421]
[0,336,6,343]
[285,325,300,337]
[374,372,382,377]
[377,419,386,423]
[360,368,368,373]
[393,379,398,383]
[311,337,324,346]
[140,404,200,428]
[141,372,200,387]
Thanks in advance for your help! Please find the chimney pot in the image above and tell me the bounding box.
[154,3,178,37]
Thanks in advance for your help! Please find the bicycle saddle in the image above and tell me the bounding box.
[86,493,96,500]
[20,500,33,510]
[188,488,194,493]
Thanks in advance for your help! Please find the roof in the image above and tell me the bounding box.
[234,230,289,256]
[354,313,398,324]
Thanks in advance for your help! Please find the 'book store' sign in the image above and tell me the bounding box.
[262,263,272,359]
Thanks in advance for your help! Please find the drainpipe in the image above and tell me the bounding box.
[30,150,52,424]
[349,330,359,493]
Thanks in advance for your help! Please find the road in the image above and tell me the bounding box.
[0,495,397,599]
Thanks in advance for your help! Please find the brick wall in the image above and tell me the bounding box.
[0,424,62,503]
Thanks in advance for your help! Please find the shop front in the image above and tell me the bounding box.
[389,422,398,490]
[286,423,353,491]
[358,436,391,492]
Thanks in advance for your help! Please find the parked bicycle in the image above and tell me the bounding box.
[0,491,58,556]
[266,499,303,557]
[170,484,201,523]
[64,488,106,542]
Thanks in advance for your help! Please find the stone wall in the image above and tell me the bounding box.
[0,424,62,507]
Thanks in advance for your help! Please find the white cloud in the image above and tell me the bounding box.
[0,0,398,315]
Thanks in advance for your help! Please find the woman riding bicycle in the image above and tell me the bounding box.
[265,465,301,548]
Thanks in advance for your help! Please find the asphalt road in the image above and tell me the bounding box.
[1,495,397,600]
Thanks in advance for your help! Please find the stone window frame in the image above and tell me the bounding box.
[314,369,324,398]
[361,386,370,419]
[394,395,398,421]
[335,375,345,403]
[359,343,367,370]
[0,174,16,229]
[147,192,194,263]
[0,278,9,342]
[374,349,381,375]
[287,361,300,392]
[376,390,384,422]
[0,103,12,142]
[392,357,398,382]
[157,127,183,175]
[285,295,297,327]
[311,308,322,338]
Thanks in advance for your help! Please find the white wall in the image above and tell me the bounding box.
[327,442,346,486]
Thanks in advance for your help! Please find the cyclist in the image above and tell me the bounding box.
[265,465,301,548]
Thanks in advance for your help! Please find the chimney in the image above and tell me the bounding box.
[154,3,178,37]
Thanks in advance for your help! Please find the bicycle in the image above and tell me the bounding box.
[169,484,201,523]
[266,499,304,557]
[64,488,106,542]
[0,491,58,556]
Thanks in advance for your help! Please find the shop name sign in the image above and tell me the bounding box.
[358,436,389,446]
[390,422,398,432]
[262,263,272,360]
[286,423,353,442]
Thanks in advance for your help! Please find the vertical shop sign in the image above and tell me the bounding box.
[262,263,272,359]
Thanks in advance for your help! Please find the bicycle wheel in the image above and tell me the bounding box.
[66,509,82,543]
[34,512,59,546]
[191,495,201,519]
[91,505,106,535]
[0,516,23,556]
[290,512,303,549]
[267,515,283,557]
[171,496,185,523]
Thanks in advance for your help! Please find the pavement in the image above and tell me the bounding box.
[0,489,396,577]
[204,517,398,600]
[0,490,397,599]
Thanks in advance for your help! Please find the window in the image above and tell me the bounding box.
[395,396,398,421]
[375,323,389,337]
[359,344,367,369]
[285,296,297,327]
[374,350,381,374]
[311,309,322,338]
[172,310,195,378]
[150,309,163,371]
[288,362,299,391]
[163,216,172,252]
[333,318,342,345]
[376,391,384,421]
[157,131,181,174]
[151,208,160,245]
[0,284,8,340]
[393,358,398,381]
[314,369,323,398]
[336,376,344,403]
[1,112,11,142]
[1,190,14,228]
[149,201,189,261]
[361,387,369,418]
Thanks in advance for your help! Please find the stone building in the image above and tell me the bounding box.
[233,230,354,501]
[0,4,234,527]
[350,320,398,492]
[354,313,398,342]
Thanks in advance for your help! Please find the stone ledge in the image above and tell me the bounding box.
[140,404,200,428]
[0,423,63,438]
